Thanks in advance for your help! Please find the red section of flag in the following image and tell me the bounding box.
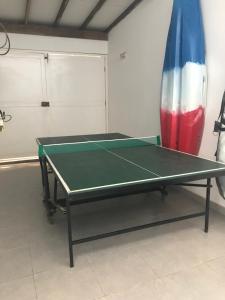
[160,106,205,155]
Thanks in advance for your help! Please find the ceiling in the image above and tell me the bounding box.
[0,0,144,40]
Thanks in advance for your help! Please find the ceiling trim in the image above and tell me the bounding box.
[1,22,108,41]
[105,0,144,33]
[0,0,144,40]
[54,0,70,26]
[80,0,107,30]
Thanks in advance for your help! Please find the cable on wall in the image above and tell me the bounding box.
[0,23,12,131]
[0,110,12,132]
[0,22,10,56]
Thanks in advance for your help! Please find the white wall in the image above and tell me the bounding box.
[108,0,225,207]
[200,0,225,160]
[190,0,225,207]
[108,0,173,137]
[9,33,108,54]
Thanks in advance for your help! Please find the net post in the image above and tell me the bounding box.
[156,135,161,145]
[53,177,58,204]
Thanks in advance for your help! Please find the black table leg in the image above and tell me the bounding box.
[204,178,211,233]
[42,157,50,201]
[53,177,58,204]
[66,196,74,267]
[39,157,45,190]
[161,185,168,201]
[42,157,56,223]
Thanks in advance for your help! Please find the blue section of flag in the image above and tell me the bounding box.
[163,0,205,72]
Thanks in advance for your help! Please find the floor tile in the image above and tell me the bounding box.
[160,263,225,300]
[30,225,93,273]
[207,255,225,277]
[138,221,225,277]
[2,164,225,300]
[100,279,163,300]
[30,235,71,273]
[87,240,156,295]
[0,226,30,253]
[34,265,104,300]
[0,276,36,300]
[0,247,33,284]
[139,236,201,276]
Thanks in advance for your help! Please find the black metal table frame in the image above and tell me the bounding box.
[40,156,212,268]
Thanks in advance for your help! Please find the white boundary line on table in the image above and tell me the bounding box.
[68,167,225,194]
[43,135,160,194]
[95,140,161,177]
[40,135,157,148]
[41,134,225,166]
[157,144,225,166]
[42,135,225,195]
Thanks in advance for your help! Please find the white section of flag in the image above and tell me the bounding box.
[161,62,207,113]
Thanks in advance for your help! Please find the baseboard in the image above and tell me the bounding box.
[0,156,39,165]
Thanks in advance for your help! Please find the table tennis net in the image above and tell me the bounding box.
[40,135,161,157]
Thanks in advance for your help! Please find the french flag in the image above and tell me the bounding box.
[160,0,207,155]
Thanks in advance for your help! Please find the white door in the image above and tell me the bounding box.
[45,53,107,137]
[0,52,47,159]
[0,51,107,159]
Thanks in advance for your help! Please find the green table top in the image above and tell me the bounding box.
[38,134,225,196]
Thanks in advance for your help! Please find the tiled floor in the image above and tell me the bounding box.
[1,163,225,299]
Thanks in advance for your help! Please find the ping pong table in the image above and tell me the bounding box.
[37,133,225,267]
